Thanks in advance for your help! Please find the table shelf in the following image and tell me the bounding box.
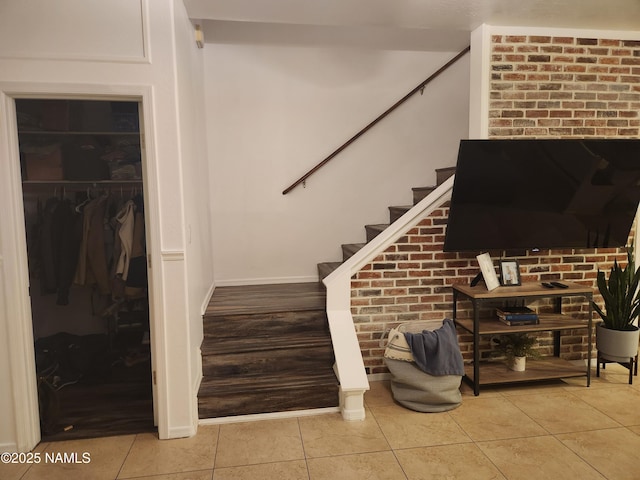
[465,357,587,387]
[455,315,590,335]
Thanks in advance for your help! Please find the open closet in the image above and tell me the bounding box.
[16,98,154,441]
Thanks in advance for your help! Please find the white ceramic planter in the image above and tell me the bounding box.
[596,323,640,362]
[510,356,526,372]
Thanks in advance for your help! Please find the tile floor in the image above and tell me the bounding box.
[4,363,640,480]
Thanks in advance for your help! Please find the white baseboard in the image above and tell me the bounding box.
[213,275,318,287]
[167,425,197,439]
[368,372,391,382]
[0,442,17,453]
[570,357,598,367]
[201,282,215,316]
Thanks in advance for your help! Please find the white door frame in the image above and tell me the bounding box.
[0,82,164,451]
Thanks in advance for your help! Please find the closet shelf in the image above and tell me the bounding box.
[19,130,139,136]
[23,180,142,186]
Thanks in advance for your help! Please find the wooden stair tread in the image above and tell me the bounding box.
[205,282,326,316]
[389,205,412,211]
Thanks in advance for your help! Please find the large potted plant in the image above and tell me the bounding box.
[593,248,640,364]
[495,333,541,371]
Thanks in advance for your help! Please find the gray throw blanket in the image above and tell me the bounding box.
[403,319,464,376]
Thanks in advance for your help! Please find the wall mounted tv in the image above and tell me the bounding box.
[443,139,640,252]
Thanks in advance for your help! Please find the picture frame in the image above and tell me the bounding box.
[476,252,500,291]
[500,259,521,286]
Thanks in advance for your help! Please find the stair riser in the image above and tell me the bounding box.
[412,187,436,205]
[199,371,338,393]
[341,243,365,261]
[436,166,456,185]
[389,206,410,223]
[201,334,332,356]
[365,225,386,242]
[202,345,335,377]
[198,384,339,418]
[203,310,329,338]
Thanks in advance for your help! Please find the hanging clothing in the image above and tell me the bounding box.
[124,210,147,298]
[74,195,111,295]
[39,197,60,294]
[114,200,135,280]
[51,199,82,305]
[35,197,82,305]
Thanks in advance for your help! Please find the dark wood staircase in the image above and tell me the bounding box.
[317,166,456,279]
[199,282,339,418]
[198,166,455,419]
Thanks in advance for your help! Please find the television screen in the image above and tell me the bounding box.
[443,139,640,252]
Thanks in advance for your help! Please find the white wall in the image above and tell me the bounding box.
[205,44,470,285]
[0,0,212,449]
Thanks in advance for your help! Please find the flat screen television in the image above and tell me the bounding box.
[443,139,640,252]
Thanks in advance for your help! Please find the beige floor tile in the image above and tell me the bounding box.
[0,442,49,480]
[562,374,624,390]
[497,380,574,396]
[215,418,304,468]
[477,436,605,480]
[0,457,31,480]
[627,425,640,436]
[22,434,135,480]
[579,386,640,426]
[557,427,640,480]
[370,404,471,449]
[395,443,506,480]
[448,396,547,441]
[594,362,633,376]
[364,381,395,407]
[307,451,405,480]
[299,411,389,458]
[213,460,308,480]
[508,391,621,434]
[460,386,503,398]
[118,425,218,478]
[587,361,638,386]
[139,471,214,480]
[592,372,636,386]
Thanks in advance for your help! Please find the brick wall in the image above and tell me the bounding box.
[351,32,639,375]
[489,35,640,138]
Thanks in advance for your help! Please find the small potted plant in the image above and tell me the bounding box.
[495,333,541,371]
[593,247,640,364]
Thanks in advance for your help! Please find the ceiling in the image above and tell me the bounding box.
[184,0,640,51]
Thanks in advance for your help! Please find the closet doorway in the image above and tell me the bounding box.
[16,98,155,441]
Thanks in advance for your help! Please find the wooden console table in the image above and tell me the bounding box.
[452,281,593,395]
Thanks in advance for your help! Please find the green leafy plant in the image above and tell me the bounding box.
[593,248,640,331]
[495,333,541,366]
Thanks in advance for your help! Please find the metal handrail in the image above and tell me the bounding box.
[282,45,470,195]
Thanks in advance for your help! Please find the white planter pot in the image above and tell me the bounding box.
[596,323,640,362]
[510,356,526,372]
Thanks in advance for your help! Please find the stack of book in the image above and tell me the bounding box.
[496,306,539,326]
